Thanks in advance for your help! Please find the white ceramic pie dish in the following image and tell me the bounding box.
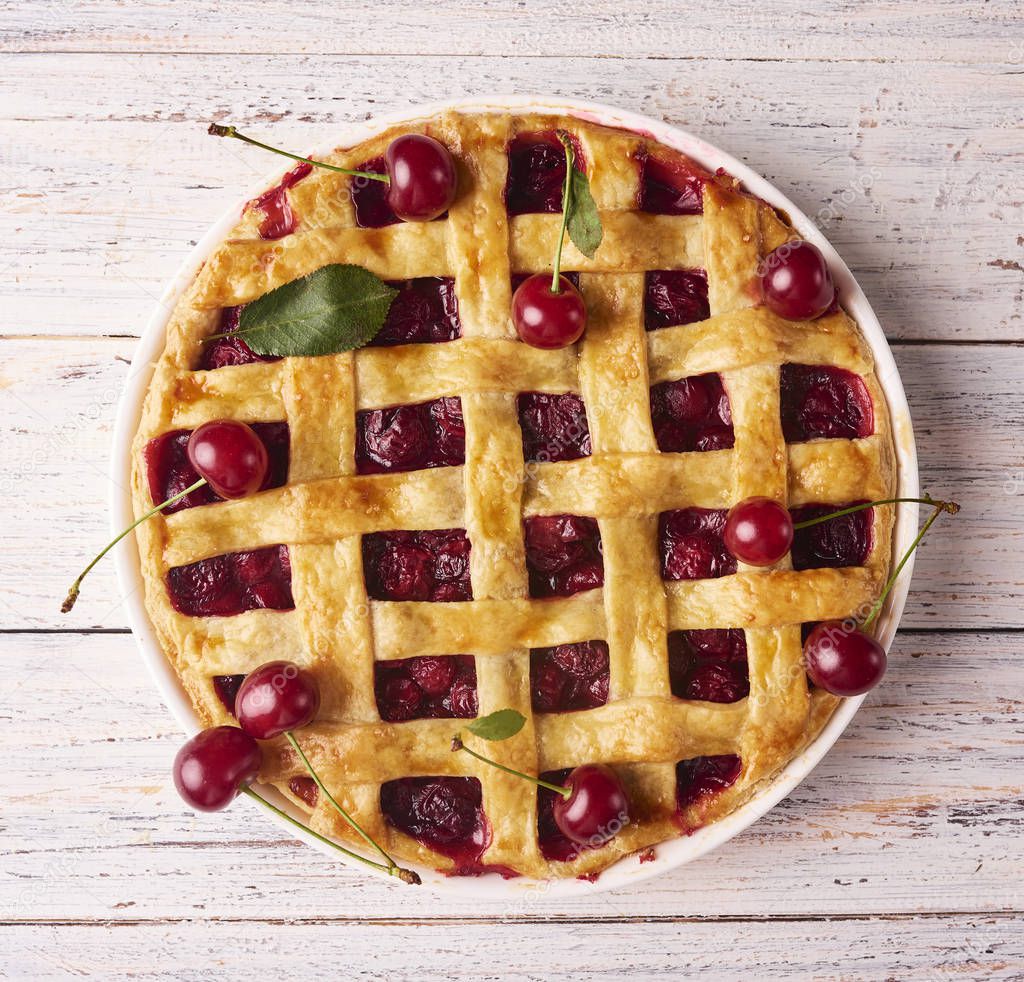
[112,96,919,898]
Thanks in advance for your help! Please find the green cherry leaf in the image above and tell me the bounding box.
[234,264,399,357]
[464,708,527,742]
[566,164,603,259]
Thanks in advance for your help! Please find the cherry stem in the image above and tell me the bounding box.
[208,123,390,184]
[284,732,405,875]
[792,496,960,531]
[451,736,570,798]
[240,786,419,884]
[551,133,575,294]
[862,500,950,630]
[61,476,208,613]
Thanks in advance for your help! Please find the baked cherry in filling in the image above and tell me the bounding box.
[145,422,289,514]
[650,373,734,453]
[537,767,579,862]
[780,364,873,442]
[644,270,710,330]
[250,161,313,240]
[369,277,461,347]
[676,755,743,811]
[362,529,473,602]
[517,392,592,464]
[167,544,294,617]
[790,504,872,570]
[355,397,465,474]
[637,153,705,215]
[668,629,749,703]
[199,306,280,371]
[212,674,247,715]
[380,776,489,867]
[530,641,610,713]
[505,131,585,215]
[524,515,604,598]
[288,775,319,808]
[374,655,478,722]
[659,508,736,581]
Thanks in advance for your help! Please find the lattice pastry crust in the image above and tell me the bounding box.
[131,111,896,880]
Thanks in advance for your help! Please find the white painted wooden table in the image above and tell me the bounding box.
[2,2,1022,978]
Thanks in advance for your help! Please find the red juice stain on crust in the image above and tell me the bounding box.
[249,161,313,240]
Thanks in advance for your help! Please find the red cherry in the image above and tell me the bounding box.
[173,726,261,812]
[724,496,794,566]
[803,621,887,696]
[234,660,321,739]
[759,240,836,321]
[552,764,631,847]
[186,420,269,499]
[385,134,457,222]
[512,274,587,349]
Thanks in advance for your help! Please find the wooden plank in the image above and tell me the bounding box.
[1,0,1021,61]
[1,630,1020,922]
[2,915,1023,980]
[0,338,1016,630]
[0,55,1021,341]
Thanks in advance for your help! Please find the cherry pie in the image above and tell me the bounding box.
[131,111,896,879]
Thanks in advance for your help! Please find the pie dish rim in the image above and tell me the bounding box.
[111,94,920,897]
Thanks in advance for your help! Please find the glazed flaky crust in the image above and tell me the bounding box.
[131,111,896,880]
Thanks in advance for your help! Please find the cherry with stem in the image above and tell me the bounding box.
[209,124,457,223]
[62,419,268,612]
[801,495,959,696]
[724,494,959,568]
[511,133,588,349]
[173,724,419,883]
[451,735,630,847]
[234,661,419,884]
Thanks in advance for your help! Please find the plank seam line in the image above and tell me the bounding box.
[1,912,1022,928]
[0,51,1016,66]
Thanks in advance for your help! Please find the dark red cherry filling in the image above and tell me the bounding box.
[668,629,749,703]
[637,153,705,216]
[289,775,319,808]
[524,515,604,599]
[789,504,872,571]
[199,306,281,371]
[517,392,592,464]
[380,776,489,868]
[780,364,873,442]
[212,674,246,715]
[167,544,294,617]
[644,270,710,331]
[362,529,473,602]
[374,655,478,722]
[537,767,579,862]
[355,397,465,474]
[651,374,734,453]
[369,277,461,347]
[675,755,742,810]
[659,508,736,581]
[145,422,289,513]
[351,156,398,228]
[505,132,585,215]
[249,161,313,240]
[531,641,610,713]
